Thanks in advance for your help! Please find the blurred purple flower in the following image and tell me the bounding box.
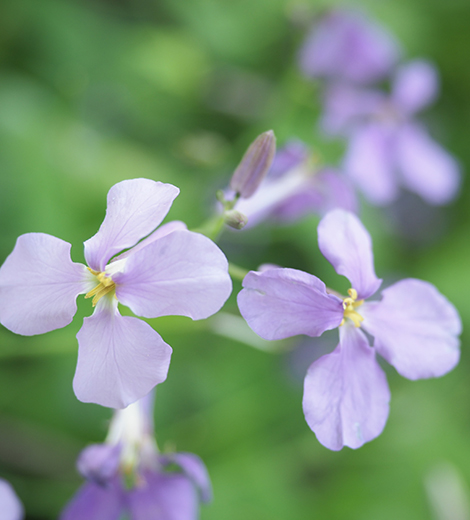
[0,178,232,409]
[61,391,212,520]
[232,140,357,226]
[238,209,461,450]
[322,61,461,205]
[298,9,399,84]
[0,479,23,520]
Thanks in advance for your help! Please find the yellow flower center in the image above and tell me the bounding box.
[85,268,116,306]
[340,288,364,328]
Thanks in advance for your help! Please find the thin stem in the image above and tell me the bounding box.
[228,263,249,281]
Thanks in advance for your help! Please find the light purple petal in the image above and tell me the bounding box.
[269,140,309,178]
[343,123,399,205]
[392,60,439,114]
[361,279,461,380]
[73,299,172,409]
[317,210,381,300]
[395,123,461,205]
[114,221,188,262]
[114,230,232,320]
[0,233,90,335]
[59,481,123,520]
[270,168,358,221]
[314,168,359,214]
[161,453,212,503]
[126,471,198,520]
[303,324,390,451]
[0,479,23,520]
[77,444,121,486]
[234,166,313,227]
[299,10,399,83]
[321,83,384,136]
[84,179,180,272]
[237,268,343,341]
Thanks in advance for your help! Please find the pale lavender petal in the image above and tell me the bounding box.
[59,481,123,520]
[0,479,23,520]
[314,169,359,214]
[115,230,232,320]
[395,123,461,205]
[343,124,399,205]
[73,299,172,409]
[361,279,461,379]
[299,10,399,83]
[271,169,358,220]
[114,221,187,261]
[392,60,439,114]
[237,268,343,341]
[84,179,179,272]
[303,324,390,451]
[317,210,381,299]
[161,453,212,503]
[269,140,309,178]
[234,166,313,226]
[0,233,90,335]
[321,83,384,136]
[77,444,121,485]
[126,471,198,520]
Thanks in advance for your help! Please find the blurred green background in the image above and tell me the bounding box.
[1,0,470,518]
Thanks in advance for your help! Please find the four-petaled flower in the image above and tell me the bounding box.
[322,60,461,205]
[0,178,232,409]
[238,209,461,450]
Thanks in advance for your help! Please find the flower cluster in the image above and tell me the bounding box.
[0,4,465,517]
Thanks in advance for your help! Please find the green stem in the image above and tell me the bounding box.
[228,262,249,281]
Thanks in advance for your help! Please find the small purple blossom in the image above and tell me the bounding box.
[0,479,24,520]
[298,9,399,84]
[322,61,461,205]
[61,391,212,520]
[0,178,232,409]
[238,209,461,450]
[232,141,357,227]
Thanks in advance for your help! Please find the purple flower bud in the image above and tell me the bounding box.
[230,130,276,198]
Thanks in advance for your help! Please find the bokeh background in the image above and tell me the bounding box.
[1,0,470,518]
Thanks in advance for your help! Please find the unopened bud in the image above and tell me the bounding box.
[230,130,276,198]
[224,210,248,230]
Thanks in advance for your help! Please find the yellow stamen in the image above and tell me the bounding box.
[85,269,116,306]
[340,288,364,328]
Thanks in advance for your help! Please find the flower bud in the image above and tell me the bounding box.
[230,130,276,198]
[224,210,248,230]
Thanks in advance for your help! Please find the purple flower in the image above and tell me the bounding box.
[0,479,24,520]
[298,9,399,84]
[233,141,357,226]
[0,178,232,408]
[323,61,461,205]
[61,391,212,520]
[237,209,461,450]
